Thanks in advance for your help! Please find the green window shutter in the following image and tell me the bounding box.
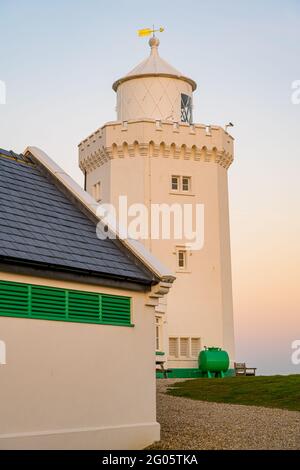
[0,280,132,327]
[68,290,100,322]
[101,294,131,326]
[0,281,29,317]
[31,285,67,320]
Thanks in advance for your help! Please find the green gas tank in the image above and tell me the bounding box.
[198,347,229,378]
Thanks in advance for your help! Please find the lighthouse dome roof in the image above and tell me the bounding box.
[112,37,197,92]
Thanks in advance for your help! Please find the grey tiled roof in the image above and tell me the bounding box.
[0,149,154,284]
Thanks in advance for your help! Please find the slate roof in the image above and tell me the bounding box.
[0,149,155,285]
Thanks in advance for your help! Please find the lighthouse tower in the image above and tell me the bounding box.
[79,36,235,376]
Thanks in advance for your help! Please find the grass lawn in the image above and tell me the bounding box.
[167,375,300,412]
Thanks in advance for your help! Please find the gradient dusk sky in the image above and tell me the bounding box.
[1,0,299,374]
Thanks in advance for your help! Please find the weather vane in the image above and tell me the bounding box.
[137,26,165,37]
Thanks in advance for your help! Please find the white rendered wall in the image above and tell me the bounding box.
[0,272,159,449]
[80,120,235,369]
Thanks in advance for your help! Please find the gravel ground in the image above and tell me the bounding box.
[148,379,300,450]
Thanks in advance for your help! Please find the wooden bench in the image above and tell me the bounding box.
[234,362,257,376]
[156,360,172,379]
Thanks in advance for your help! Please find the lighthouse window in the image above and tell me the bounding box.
[180,338,189,357]
[191,338,201,357]
[171,175,191,193]
[169,337,179,358]
[177,250,186,269]
[93,181,101,202]
[181,93,193,124]
[182,176,191,192]
[171,176,179,190]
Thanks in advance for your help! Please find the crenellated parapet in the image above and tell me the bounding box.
[78,119,234,173]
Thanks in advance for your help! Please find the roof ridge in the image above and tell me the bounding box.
[0,148,33,165]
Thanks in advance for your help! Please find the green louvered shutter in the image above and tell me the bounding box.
[101,294,131,326]
[0,280,132,326]
[31,285,66,320]
[0,281,29,317]
[68,290,100,323]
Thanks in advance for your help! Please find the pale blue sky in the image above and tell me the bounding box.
[1,0,300,374]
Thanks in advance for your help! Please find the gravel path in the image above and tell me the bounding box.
[149,379,300,450]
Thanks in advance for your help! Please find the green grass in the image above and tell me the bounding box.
[167,375,300,412]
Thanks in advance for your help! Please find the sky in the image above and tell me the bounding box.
[1,0,300,374]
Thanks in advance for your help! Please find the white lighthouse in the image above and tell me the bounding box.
[79,35,235,376]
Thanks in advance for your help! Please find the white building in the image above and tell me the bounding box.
[79,36,235,377]
[0,146,174,449]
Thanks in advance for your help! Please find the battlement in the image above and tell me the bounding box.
[78,119,234,173]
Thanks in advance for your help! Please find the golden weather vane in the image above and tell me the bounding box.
[137,26,165,37]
